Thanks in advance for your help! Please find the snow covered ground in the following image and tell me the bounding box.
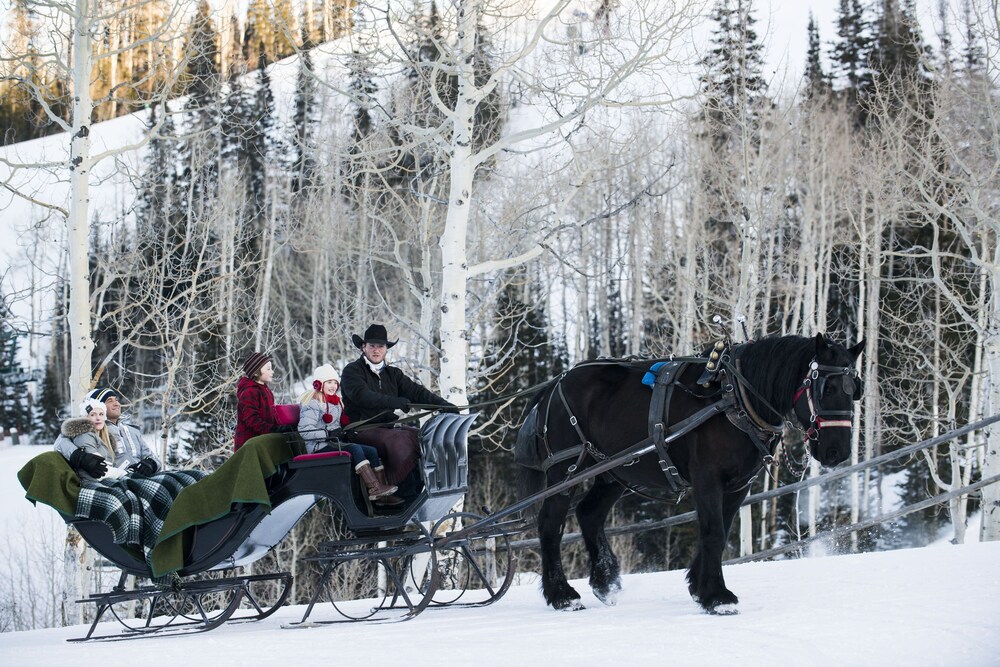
[2,441,999,666]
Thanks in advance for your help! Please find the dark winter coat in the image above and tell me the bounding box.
[340,355,451,425]
[234,376,276,451]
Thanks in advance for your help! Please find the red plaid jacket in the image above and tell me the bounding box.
[234,376,276,451]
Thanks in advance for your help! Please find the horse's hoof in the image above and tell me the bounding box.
[593,580,622,606]
[707,602,739,616]
[556,599,586,611]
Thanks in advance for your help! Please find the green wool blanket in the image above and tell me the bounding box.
[18,434,303,578]
[17,451,82,518]
[150,434,302,577]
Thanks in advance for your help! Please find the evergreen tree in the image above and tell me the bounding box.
[343,47,379,202]
[178,0,222,206]
[348,49,377,142]
[699,0,769,147]
[466,272,569,521]
[869,0,930,104]
[136,103,178,227]
[471,268,568,453]
[831,0,873,113]
[696,0,772,266]
[32,352,66,442]
[803,13,832,102]
[959,0,985,75]
[471,19,506,159]
[87,226,125,391]
[221,21,252,178]
[291,27,319,194]
[247,42,277,225]
[0,294,31,437]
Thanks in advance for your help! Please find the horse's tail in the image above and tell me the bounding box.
[514,403,548,504]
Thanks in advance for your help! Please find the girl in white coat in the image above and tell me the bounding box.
[298,364,402,505]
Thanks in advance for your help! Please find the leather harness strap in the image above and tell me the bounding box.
[534,355,784,493]
[648,361,690,492]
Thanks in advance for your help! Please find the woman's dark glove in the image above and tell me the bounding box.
[128,457,159,476]
[70,449,109,478]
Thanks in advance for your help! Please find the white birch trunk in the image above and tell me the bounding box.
[437,1,479,406]
[850,223,867,553]
[68,0,96,408]
[255,196,278,350]
[66,0,97,623]
[739,505,752,557]
[980,259,1000,542]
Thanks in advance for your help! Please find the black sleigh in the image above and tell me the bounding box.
[20,412,517,641]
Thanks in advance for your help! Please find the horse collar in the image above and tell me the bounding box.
[731,358,784,434]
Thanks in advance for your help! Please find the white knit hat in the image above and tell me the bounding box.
[312,364,340,385]
[80,397,107,417]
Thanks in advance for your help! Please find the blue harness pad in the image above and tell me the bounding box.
[642,362,668,388]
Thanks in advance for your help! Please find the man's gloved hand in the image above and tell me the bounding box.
[440,401,460,414]
[392,397,412,413]
[69,449,109,478]
[128,457,158,476]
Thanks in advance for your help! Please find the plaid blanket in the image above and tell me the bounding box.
[77,470,206,567]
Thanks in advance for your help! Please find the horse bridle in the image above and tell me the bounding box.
[793,360,862,441]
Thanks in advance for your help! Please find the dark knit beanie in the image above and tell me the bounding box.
[242,351,271,378]
[87,387,122,403]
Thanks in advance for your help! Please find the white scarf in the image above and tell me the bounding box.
[365,359,386,374]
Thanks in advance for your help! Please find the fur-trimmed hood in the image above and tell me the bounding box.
[61,417,97,439]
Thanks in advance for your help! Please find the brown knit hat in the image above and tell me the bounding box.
[242,351,271,378]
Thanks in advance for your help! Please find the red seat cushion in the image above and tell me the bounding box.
[293,451,350,462]
[274,404,301,426]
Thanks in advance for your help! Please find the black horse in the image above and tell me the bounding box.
[517,334,864,614]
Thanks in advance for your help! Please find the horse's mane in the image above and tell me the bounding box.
[737,335,815,423]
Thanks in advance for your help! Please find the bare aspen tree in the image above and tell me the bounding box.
[0,0,191,625]
[870,10,1000,541]
[0,0,189,407]
[301,0,709,405]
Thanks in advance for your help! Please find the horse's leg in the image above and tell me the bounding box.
[686,482,747,615]
[537,492,583,610]
[576,476,625,605]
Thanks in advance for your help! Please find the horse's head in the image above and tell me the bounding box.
[792,334,865,467]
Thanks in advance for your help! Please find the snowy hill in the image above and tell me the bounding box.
[2,441,998,666]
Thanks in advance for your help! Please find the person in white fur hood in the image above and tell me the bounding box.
[54,398,130,482]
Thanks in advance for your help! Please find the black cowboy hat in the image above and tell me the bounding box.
[352,324,398,350]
